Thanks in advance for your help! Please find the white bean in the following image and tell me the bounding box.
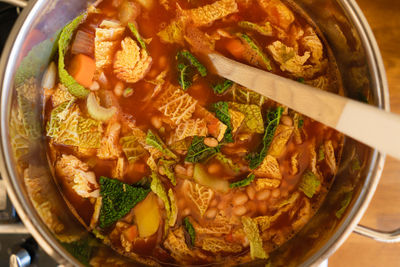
[151,116,162,129]
[246,186,256,200]
[89,81,100,91]
[114,81,124,97]
[272,188,281,198]
[256,190,271,201]
[175,165,187,175]
[205,208,218,219]
[182,208,191,217]
[281,115,293,126]
[233,193,248,206]
[207,163,221,174]
[204,137,219,147]
[185,163,194,178]
[233,205,247,216]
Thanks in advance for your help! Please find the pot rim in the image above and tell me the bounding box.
[0,0,389,266]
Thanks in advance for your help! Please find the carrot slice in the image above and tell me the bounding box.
[226,38,245,60]
[68,54,96,88]
[133,162,147,173]
[123,225,138,242]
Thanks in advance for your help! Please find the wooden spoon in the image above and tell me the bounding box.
[208,53,400,160]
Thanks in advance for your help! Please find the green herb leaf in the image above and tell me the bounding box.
[176,50,207,90]
[58,13,90,98]
[185,136,220,163]
[299,171,320,198]
[212,101,234,143]
[350,156,361,173]
[177,63,192,90]
[99,176,150,228]
[247,107,283,169]
[230,174,255,188]
[297,77,305,83]
[335,191,353,219]
[128,22,147,50]
[238,21,272,36]
[183,217,196,246]
[212,79,233,95]
[146,129,177,159]
[239,33,272,71]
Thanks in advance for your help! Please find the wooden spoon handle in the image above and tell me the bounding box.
[209,53,400,159]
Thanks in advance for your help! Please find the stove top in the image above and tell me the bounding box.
[0,2,58,266]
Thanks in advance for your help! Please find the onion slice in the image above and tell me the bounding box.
[87,92,117,122]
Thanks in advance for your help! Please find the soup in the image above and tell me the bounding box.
[44,0,343,265]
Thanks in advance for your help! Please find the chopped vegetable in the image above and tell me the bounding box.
[128,22,147,50]
[58,13,90,98]
[212,101,233,143]
[212,79,233,95]
[239,33,272,71]
[238,21,272,36]
[133,193,161,237]
[150,172,172,233]
[335,191,353,219]
[159,159,177,185]
[46,101,102,148]
[61,237,93,266]
[230,173,255,188]
[350,156,361,173]
[67,54,95,88]
[168,189,178,226]
[241,216,268,260]
[299,171,320,198]
[87,92,116,122]
[176,50,207,90]
[246,107,282,169]
[214,153,240,173]
[318,146,325,161]
[120,135,146,163]
[123,225,138,242]
[229,102,264,134]
[146,129,177,159]
[193,164,229,193]
[297,77,305,83]
[183,217,196,246]
[99,176,150,228]
[185,136,220,163]
[122,87,134,98]
[228,85,265,106]
[226,38,246,59]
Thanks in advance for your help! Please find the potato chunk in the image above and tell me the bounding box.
[133,193,161,238]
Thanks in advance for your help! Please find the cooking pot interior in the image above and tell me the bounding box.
[0,0,387,266]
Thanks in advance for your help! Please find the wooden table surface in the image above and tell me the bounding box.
[329,0,400,266]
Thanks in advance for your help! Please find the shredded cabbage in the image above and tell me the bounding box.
[229,102,264,134]
[150,172,171,234]
[47,101,102,148]
[120,135,146,163]
[58,13,90,98]
[159,159,177,185]
[146,129,177,159]
[241,216,268,260]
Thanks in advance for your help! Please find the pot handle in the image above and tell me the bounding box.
[354,224,400,243]
[0,0,28,8]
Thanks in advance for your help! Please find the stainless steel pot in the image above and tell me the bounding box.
[0,0,397,266]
